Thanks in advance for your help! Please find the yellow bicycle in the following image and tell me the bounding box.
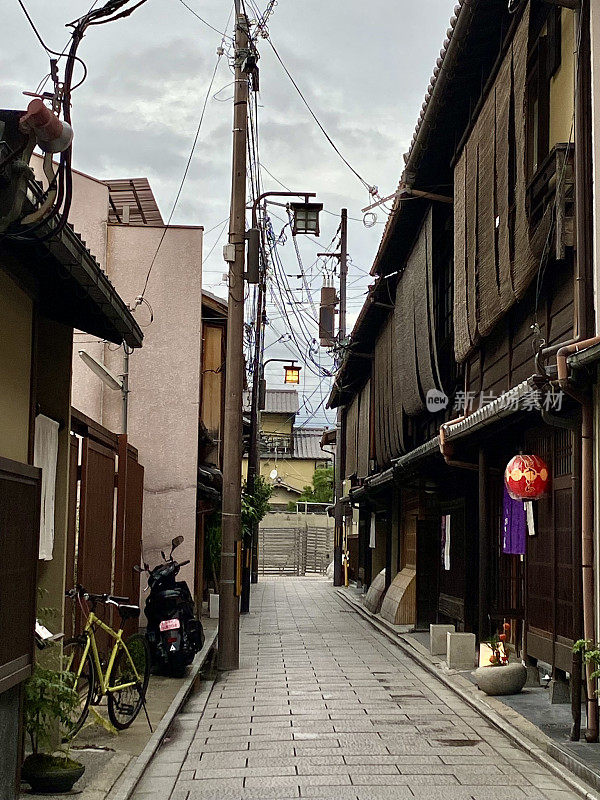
[63,586,150,735]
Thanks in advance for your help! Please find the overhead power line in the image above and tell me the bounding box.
[177,0,232,39]
[138,47,225,301]
[264,34,376,195]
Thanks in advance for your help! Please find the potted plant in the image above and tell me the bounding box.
[473,623,527,696]
[21,665,85,794]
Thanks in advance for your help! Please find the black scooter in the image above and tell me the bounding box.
[136,536,204,677]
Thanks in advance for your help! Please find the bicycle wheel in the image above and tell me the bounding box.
[62,637,95,739]
[107,633,150,729]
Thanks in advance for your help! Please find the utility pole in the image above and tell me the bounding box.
[333,208,348,587]
[218,1,249,671]
[242,252,266,611]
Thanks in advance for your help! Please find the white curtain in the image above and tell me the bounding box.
[369,513,376,549]
[34,414,60,561]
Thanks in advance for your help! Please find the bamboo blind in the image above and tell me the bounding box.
[344,394,359,479]
[454,6,538,362]
[394,207,443,416]
[357,379,371,479]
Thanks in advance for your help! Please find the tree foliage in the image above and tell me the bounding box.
[204,476,273,592]
[288,467,334,511]
[242,475,273,537]
[574,639,600,688]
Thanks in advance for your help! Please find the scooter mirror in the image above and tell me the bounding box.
[171,535,184,551]
[133,564,143,573]
[161,550,167,561]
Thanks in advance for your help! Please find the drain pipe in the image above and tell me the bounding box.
[439,422,479,471]
[540,396,583,741]
[557,341,600,741]
[438,373,479,470]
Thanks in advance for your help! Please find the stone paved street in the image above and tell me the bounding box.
[132,577,582,800]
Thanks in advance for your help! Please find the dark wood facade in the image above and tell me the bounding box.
[331,1,585,676]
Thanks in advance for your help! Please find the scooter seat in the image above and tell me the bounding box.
[155,589,181,600]
[118,604,141,621]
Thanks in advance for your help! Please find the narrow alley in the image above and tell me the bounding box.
[132,578,579,800]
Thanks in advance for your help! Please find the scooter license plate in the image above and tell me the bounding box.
[159,618,181,632]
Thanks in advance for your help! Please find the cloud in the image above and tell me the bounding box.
[5,0,457,421]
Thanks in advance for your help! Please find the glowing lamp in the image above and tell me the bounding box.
[284,363,301,384]
[504,454,549,501]
[290,202,323,236]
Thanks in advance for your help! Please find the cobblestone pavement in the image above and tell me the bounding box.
[132,577,583,800]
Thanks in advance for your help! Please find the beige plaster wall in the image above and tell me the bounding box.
[62,164,205,589]
[31,156,109,268]
[549,10,576,150]
[261,412,293,435]
[103,224,203,587]
[0,269,32,463]
[69,168,110,422]
[242,455,323,502]
[30,159,109,422]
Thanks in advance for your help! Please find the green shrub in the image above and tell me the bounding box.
[24,666,79,755]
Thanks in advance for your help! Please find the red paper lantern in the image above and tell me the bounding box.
[504,454,549,500]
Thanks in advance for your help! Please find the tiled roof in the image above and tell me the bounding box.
[202,289,228,312]
[293,428,333,461]
[244,389,299,415]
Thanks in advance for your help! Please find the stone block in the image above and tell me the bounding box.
[430,624,455,656]
[446,632,476,670]
[548,677,570,704]
[209,592,219,619]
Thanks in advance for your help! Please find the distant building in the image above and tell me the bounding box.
[242,388,332,509]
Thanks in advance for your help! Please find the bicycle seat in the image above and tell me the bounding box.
[118,604,141,621]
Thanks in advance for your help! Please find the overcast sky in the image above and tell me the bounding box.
[6,0,456,425]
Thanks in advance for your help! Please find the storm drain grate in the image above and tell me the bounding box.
[434,739,481,747]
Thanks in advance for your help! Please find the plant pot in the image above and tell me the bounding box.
[473,662,527,696]
[22,753,85,794]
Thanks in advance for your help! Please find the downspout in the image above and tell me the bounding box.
[439,374,479,471]
[540,400,583,740]
[439,422,479,471]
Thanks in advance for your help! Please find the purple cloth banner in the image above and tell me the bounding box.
[502,485,526,555]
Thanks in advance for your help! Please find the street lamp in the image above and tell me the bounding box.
[283,362,301,384]
[258,359,302,409]
[78,348,129,434]
[290,201,323,236]
[243,189,320,611]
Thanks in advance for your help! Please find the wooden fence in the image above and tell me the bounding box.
[65,409,144,639]
[259,524,333,576]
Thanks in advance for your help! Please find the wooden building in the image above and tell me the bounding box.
[331,0,595,711]
[196,290,228,600]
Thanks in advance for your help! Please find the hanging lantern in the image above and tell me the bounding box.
[290,202,323,236]
[283,362,301,384]
[504,454,549,501]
